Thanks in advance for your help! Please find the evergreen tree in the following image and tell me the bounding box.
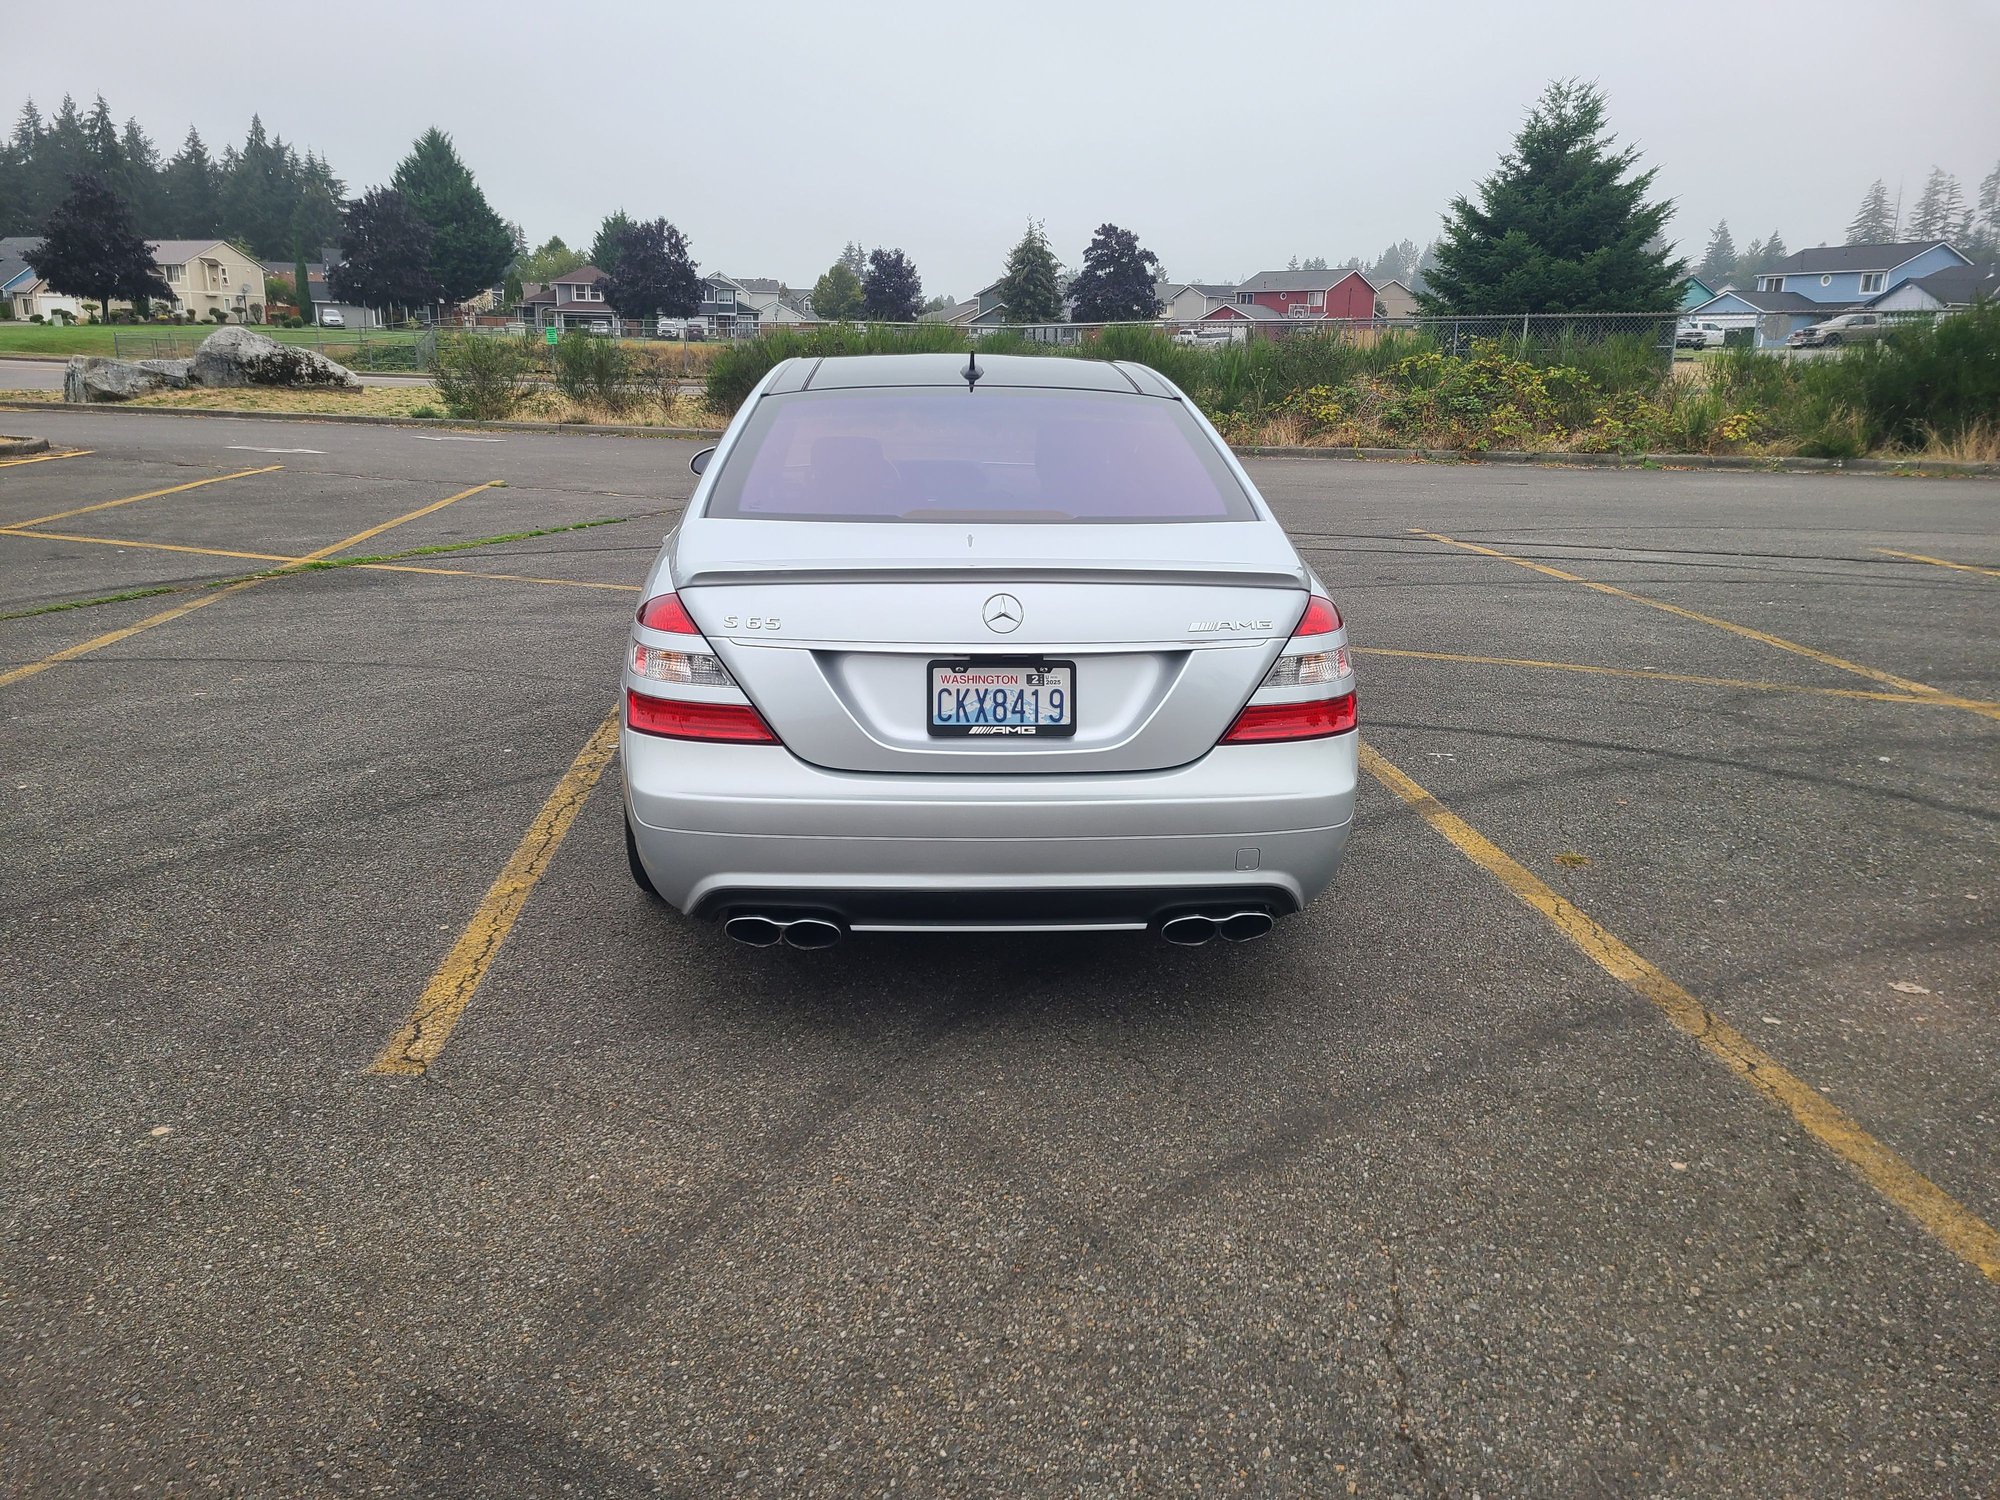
[1908,167,1963,242]
[1696,220,1737,285]
[28,173,172,320]
[1846,180,1893,244]
[292,150,344,254]
[590,210,634,278]
[1975,162,2000,258]
[390,127,512,304]
[861,247,922,321]
[160,127,219,237]
[600,217,703,324]
[219,115,303,256]
[117,118,164,228]
[294,237,313,322]
[329,187,440,320]
[1067,223,1163,322]
[994,220,1063,323]
[838,241,867,280]
[1421,79,1681,313]
[810,258,864,320]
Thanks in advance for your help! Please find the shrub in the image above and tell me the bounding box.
[29,313,44,324]
[1823,302,2000,450]
[433,331,534,421]
[208,308,228,323]
[552,330,635,413]
[705,321,969,414]
[411,405,440,419]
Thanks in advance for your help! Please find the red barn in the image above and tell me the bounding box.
[1227,268,1379,321]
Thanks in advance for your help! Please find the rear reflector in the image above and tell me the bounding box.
[1294,596,1342,635]
[636,592,701,634]
[1221,691,1356,743]
[626,688,779,743]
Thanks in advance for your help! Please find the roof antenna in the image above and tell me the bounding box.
[961,342,982,393]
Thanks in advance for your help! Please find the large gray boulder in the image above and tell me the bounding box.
[63,356,192,402]
[189,326,359,389]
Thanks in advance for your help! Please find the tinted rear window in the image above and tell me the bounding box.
[703,387,1255,523]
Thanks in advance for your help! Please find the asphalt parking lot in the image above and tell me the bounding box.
[4,407,1996,1498]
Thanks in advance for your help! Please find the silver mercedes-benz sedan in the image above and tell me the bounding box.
[620,352,1356,947]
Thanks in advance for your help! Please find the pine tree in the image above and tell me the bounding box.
[117,118,164,229]
[161,127,219,238]
[590,210,634,279]
[390,128,513,304]
[1696,221,1736,285]
[1421,79,1682,313]
[838,241,866,281]
[1067,223,1164,322]
[1908,167,1962,241]
[294,237,313,323]
[1975,162,2000,258]
[995,220,1063,323]
[1846,180,1893,244]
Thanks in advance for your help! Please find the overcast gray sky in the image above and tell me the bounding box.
[24,0,2000,297]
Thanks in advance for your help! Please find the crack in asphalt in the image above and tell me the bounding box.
[1380,1243,1437,1496]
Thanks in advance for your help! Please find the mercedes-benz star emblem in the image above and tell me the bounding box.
[982,593,1023,633]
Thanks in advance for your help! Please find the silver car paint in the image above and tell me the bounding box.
[622,353,1356,931]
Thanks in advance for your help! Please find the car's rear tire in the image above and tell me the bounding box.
[625,809,663,901]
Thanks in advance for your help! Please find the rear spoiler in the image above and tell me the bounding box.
[675,566,1309,591]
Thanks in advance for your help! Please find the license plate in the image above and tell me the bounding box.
[928,660,1076,738]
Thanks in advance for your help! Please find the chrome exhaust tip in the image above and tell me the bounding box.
[782,917,844,950]
[1217,910,1275,943]
[1160,914,1217,946]
[723,915,786,947]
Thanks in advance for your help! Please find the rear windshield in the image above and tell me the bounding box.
[702,387,1255,524]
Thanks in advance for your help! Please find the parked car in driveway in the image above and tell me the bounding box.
[1675,319,1726,348]
[1789,312,1890,348]
[318,309,345,328]
[621,353,1358,949]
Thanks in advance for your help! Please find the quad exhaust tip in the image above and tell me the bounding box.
[1159,909,1275,946]
[723,914,846,949]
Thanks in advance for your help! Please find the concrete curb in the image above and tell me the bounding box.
[0,400,722,442]
[0,434,51,456]
[4,399,1994,477]
[1232,444,2000,477]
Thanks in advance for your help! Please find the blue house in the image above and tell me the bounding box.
[1684,241,1972,347]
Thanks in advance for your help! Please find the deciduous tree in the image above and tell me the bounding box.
[1421,80,1682,314]
[329,187,439,320]
[601,217,703,323]
[811,258,864,320]
[861,247,922,321]
[28,173,171,320]
[1067,223,1163,323]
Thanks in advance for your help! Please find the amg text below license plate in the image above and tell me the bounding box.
[928,660,1076,738]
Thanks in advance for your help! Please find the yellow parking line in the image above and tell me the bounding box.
[0,448,92,468]
[11,464,281,529]
[368,710,622,1077]
[1874,547,2000,580]
[1415,529,2000,722]
[0,481,496,691]
[1354,647,1948,707]
[0,527,297,563]
[1358,741,2000,1285]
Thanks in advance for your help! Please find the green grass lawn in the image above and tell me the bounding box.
[0,324,422,359]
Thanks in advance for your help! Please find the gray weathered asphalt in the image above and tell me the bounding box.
[3,407,1996,1498]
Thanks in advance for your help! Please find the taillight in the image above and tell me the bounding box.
[626,688,778,743]
[1222,692,1356,743]
[637,592,700,634]
[1294,596,1341,635]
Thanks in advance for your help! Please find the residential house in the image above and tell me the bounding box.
[1162,282,1237,322]
[1684,240,1971,347]
[1366,276,1420,320]
[1869,262,1999,313]
[1677,276,1717,311]
[946,281,1013,330]
[152,240,267,323]
[0,238,81,321]
[1199,300,1291,328]
[518,265,620,332]
[1230,268,1378,322]
[695,275,758,338]
[732,277,816,328]
[259,259,384,328]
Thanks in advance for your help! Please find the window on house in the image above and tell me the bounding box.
[1820,274,1832,287]
[1758,276,1782,293]
[1859,272,1884,294]
[1238,292,1253,304]
[1308,291,1324,307]
[220,266,229,285]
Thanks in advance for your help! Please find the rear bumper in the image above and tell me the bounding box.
[622,729,1356,929]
